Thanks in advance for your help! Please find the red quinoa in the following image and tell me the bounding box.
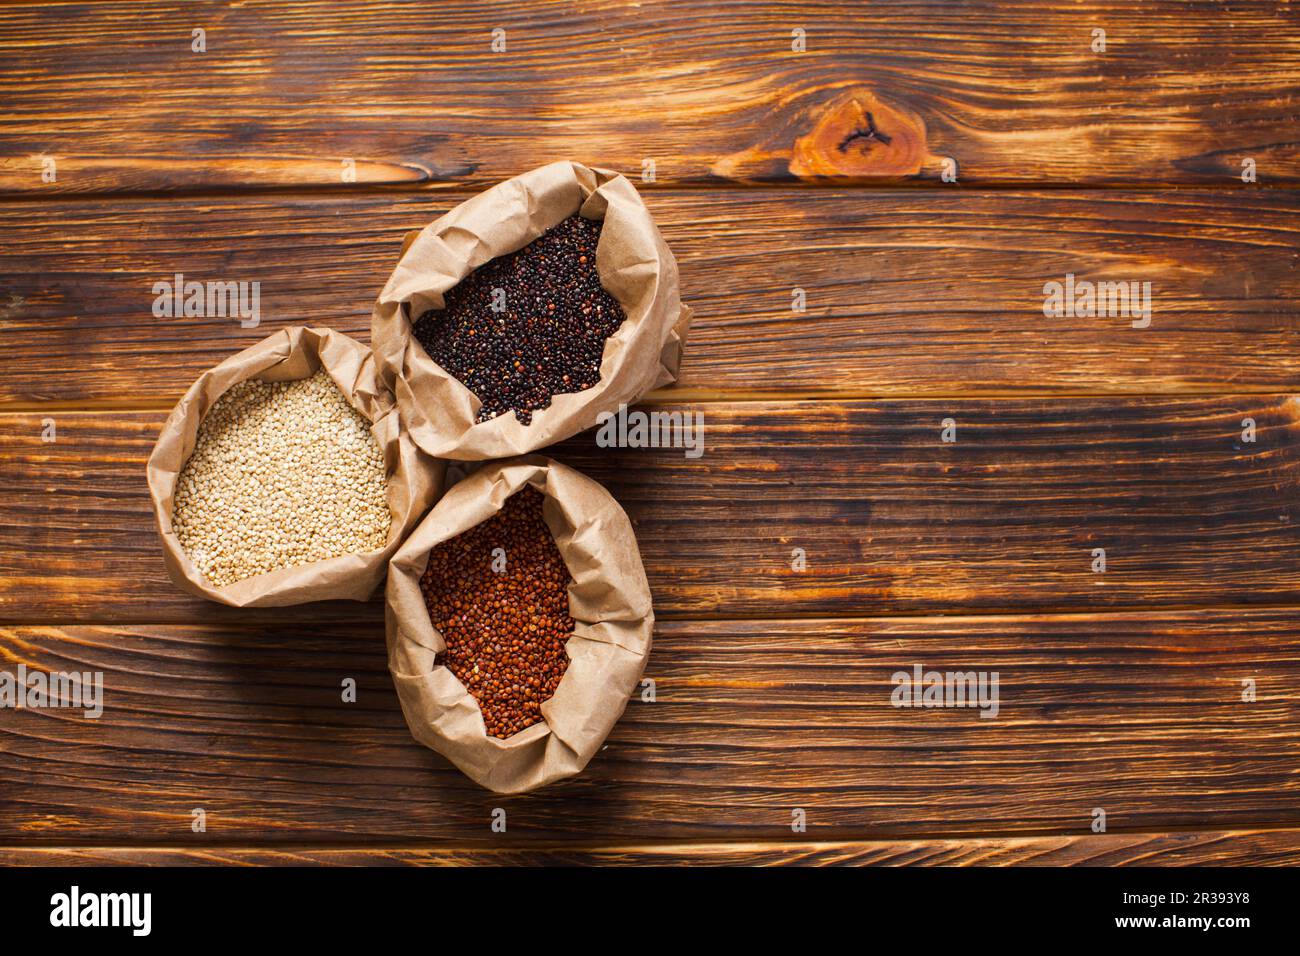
[420,487,573,738]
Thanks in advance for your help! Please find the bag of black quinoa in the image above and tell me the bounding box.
[146,326,444,607]
[385,456,653,793]
[371,161,692,461]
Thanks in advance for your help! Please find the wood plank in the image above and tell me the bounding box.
[4,830,1300,865]
[2,1,1298,191]
[2,397,1300,620]
[1,189,1298,406]
[1,613,1296,843]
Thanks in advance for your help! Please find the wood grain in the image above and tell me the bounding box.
[1,188,1298,407]
[3,397,1300,621]
[3,0,1298,867]
[0,613,1294,842]
[1,613,1296,843]
[1,1,1298,192]
[5,830,1300,866]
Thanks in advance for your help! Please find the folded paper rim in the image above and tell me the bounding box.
[146,325,444,607]
[386,455,653,793]
[371,160,692,461]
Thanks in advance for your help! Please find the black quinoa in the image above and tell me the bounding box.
[412,214,627,425]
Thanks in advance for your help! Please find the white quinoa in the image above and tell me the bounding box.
[173,369,392,588]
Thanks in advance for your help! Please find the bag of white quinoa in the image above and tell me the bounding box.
[147,326,443,607]
[386,456,653,793]
[371,160,692,461]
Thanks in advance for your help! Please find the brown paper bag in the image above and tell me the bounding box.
[146,326,444,607]
[386,456,653,793]
[371,160,692,461]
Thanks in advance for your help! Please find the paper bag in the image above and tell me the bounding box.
[386,456,653,792]
[371,160,692,461]
[146,326,444,607]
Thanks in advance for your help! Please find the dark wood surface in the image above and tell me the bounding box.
[5,398,1300,620]
[1,0,1298,866]
[4,829,1299,866]
[2,1,1299,191]
[2,189,1299,406]
[2,613,1298,844]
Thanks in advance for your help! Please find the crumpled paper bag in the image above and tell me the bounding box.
[371,160,692,461]
[386,456,653,792]
[147,326,444,606]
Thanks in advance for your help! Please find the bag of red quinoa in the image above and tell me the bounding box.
[370,160,692,461]
[385,456,653,793]
[146,326,444,607]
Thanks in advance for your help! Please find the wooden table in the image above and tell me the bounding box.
[2,0,1298,866]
